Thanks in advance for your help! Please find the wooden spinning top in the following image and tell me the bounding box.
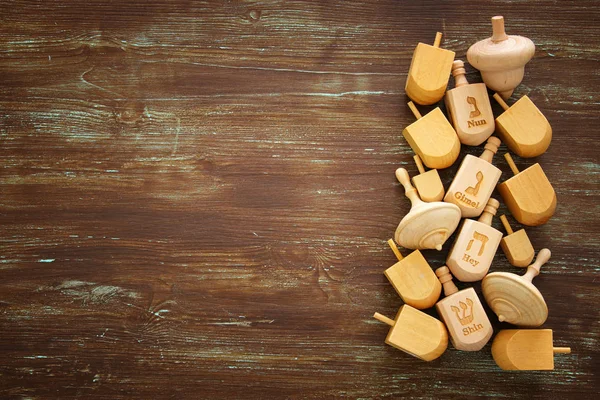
[384,239,441,310]
[405,32,456,105]
[499,214,535,267]
[493,93,552,158]
[498,153,556,226]
[444,60,495,146]
[412,154,445,202]
[435,267,493,351]
[394,168,461,251]
[467,16,535,99]
[373,305,448,361]
[402,102,461,170]
[492,329,571,370]
[482,248,551,327]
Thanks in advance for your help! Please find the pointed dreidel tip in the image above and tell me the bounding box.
[387,238,404,261]
[373,312,395,327]
[498,314,506,322]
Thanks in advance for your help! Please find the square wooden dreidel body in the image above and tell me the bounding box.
[444,60,495,146]
[482,248,550,327]
[412,154,445,202]
[434,266,493,351]
[492,329,571,370]
[498,153,556,226]
[493,93,552,158]
[447,198,503,282]
[403,101,461,170]
[394,168,461,251]
[384,239,441,310]
[499,214,535,267]
[444,136,502,218]
[373,305,448,361]
[405,32,455,105]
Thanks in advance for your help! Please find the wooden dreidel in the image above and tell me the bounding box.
[444,60,495,146]
[499,214,535,267]
[493,93,552,158]
[446,198,503,282]
[492,329,571,370]
[444,136,502,218]
[403,101,461,170]
[498,153,556,226]
[384,239,441,310]
[373,305,448,361]
[394,168,461,251]
[482,248,551,327]
[434,267,493,351]
[467,16,535,99]
[412,155,444,202]
[405,32,455,105]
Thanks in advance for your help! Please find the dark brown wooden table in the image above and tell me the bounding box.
[1,1,599,398]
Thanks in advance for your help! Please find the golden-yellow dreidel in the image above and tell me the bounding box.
[406,32,455,105]
[492,329,571,370]
[499,214,535,267]
[412,154,445,202]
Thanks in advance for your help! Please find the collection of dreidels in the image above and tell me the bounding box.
[373,16,571,370]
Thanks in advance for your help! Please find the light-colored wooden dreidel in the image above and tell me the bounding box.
[412,155,444,202]
[499,214,535,267]
[482,248,551,327]
[434,267,493,351]
[492,329,571,370]
[403,101,461,170]
[444,136,502,218]
[498,153,556,226]
[405,32,455,105]
[384,239,441,310]
[444,60,495,146]
[373,305,448,361]
[394,168,461,251]
[446,198,503,282]
[493,93,552,158]
[467,16,535,100]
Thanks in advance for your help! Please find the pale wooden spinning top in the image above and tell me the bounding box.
[384,239,441,310]
[394,168,461,251]
[492,329,571,370]
[482,248,551,327]
[467,16,535,99]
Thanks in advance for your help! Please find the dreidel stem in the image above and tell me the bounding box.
[499,215,514,235]
[554,347,572,354]
[433,32,443,48]
[396,168,424,208]
[493,93,510,111]
[523,248,551,282]
[373,312,395,327]
[407,101,422,120]
[504,153,520,176]
[413,154,426,174]
[491,16,509,42]
[387,239,404,261]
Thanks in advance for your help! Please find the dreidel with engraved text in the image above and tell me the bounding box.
[434,266,493,351]
[446,198,503,282]
[444,136,502,217]
[405,32,455,105]
[373,305,448,361]
[444,60,495,146]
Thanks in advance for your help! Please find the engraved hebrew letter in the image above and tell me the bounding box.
[466,231,489,256]
[465,171,484,196]
[467,96,481,118]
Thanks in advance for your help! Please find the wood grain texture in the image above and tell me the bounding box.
[1,0,599,398]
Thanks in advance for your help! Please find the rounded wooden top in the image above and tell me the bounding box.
[395,202,461,251]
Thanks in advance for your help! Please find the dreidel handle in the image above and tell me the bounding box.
[407,101,422,120]
[523,248,551,282]
[433,32,443,48]
[396,168,424,207]
[373,312,395,327]
[499,215,514,235]
[387,239,404,261]
[554,347,572,354]
[493,93,510,111]
[504,153,520,175]
[413,154,426,174]
[491,16,509,42]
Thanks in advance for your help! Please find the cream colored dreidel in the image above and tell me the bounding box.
[444,60,495,146]
[467,16,535,100]
[498,153,556,226]
[405,32,455,105]
[384,239,441,309]
[493,93,552,158]
[492,329,571,370]
[444,136,502,218]
[482,248,551,327]
[394,168,461,251]
[434,267,493,351]
[446,198,503,282]
[499,214,535,267]
[373,305,448,361]
[412,155,445,202]
[403,102,461,170]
